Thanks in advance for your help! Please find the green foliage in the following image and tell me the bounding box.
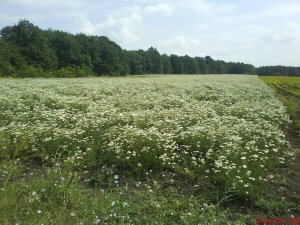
[181,55,199,74]
[0,38,27,77]
[228,62,256,74]
[52,66,93,78]
[0,61,16,77]
[145,47,163,74]
[127,51,145,74]
[19,65,46,78]
[1,20,57,70]
[170,54,183,74]
[258,66,300,77]
[162,53,172,74]
[48,30,88,69]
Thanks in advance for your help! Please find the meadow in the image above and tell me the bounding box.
[0,75,298,224]
[260,76,300,133]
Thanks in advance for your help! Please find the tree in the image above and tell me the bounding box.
[228,62,256,74]
[205,56,217,73]
[215,60,228,74]
[170,54,183,74]
[48,31,90,69]
[0,39,27,76]
[195,57,209,74]
[127,51,145,75]
[145,47,163,74]
[181,55,199,74]
[257,66,299,76]
[1,20,57,70]
[161,54,172,74]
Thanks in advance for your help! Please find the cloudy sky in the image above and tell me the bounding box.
[0,0,299,66]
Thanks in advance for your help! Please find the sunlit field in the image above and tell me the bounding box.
[260,76,300,133]
[260,76,300,98]
[0,75,297,224]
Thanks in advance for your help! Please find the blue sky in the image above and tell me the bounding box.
[0,0,299,66]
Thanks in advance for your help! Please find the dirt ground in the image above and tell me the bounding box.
[286,127,300,203]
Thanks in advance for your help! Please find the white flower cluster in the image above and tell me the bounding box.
[0,75,293,195]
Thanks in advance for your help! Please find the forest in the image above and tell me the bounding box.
[0,20,299,77]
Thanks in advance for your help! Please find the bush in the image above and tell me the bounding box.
[52,66,93,78]
[0,60,17,77]
[17,65,46,78]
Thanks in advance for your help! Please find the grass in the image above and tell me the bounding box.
[260,76,300,134]
[0,75,299,224]
[1,160,251,225]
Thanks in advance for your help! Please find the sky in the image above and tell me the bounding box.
[0,0,299,67]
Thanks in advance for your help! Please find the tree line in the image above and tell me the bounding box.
[0,20,299,77]
[257,66,300,77]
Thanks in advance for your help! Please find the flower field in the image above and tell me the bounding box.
[0,75,297,224]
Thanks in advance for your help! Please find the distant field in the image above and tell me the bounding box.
[0,75,297,224]
[260,76,300,133]
[260,76,300,97]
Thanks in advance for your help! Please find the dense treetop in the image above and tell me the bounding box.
[0,20,299,77]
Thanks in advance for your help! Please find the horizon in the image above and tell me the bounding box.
[0,0,299,67]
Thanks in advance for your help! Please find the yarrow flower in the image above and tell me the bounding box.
[0,75,292,198]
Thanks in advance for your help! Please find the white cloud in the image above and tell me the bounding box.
[214,4,236,14]
[5,0,39,4]
[81,6,143,44]
[179,0,213,14]
[268,33,296,44]
[144,4,172,16]
[173,0,235,16]
[158,35,200,49]
[5,0,84,7]
[265,2,300,17]
[0,14,21,23]
[79,3,172,46]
